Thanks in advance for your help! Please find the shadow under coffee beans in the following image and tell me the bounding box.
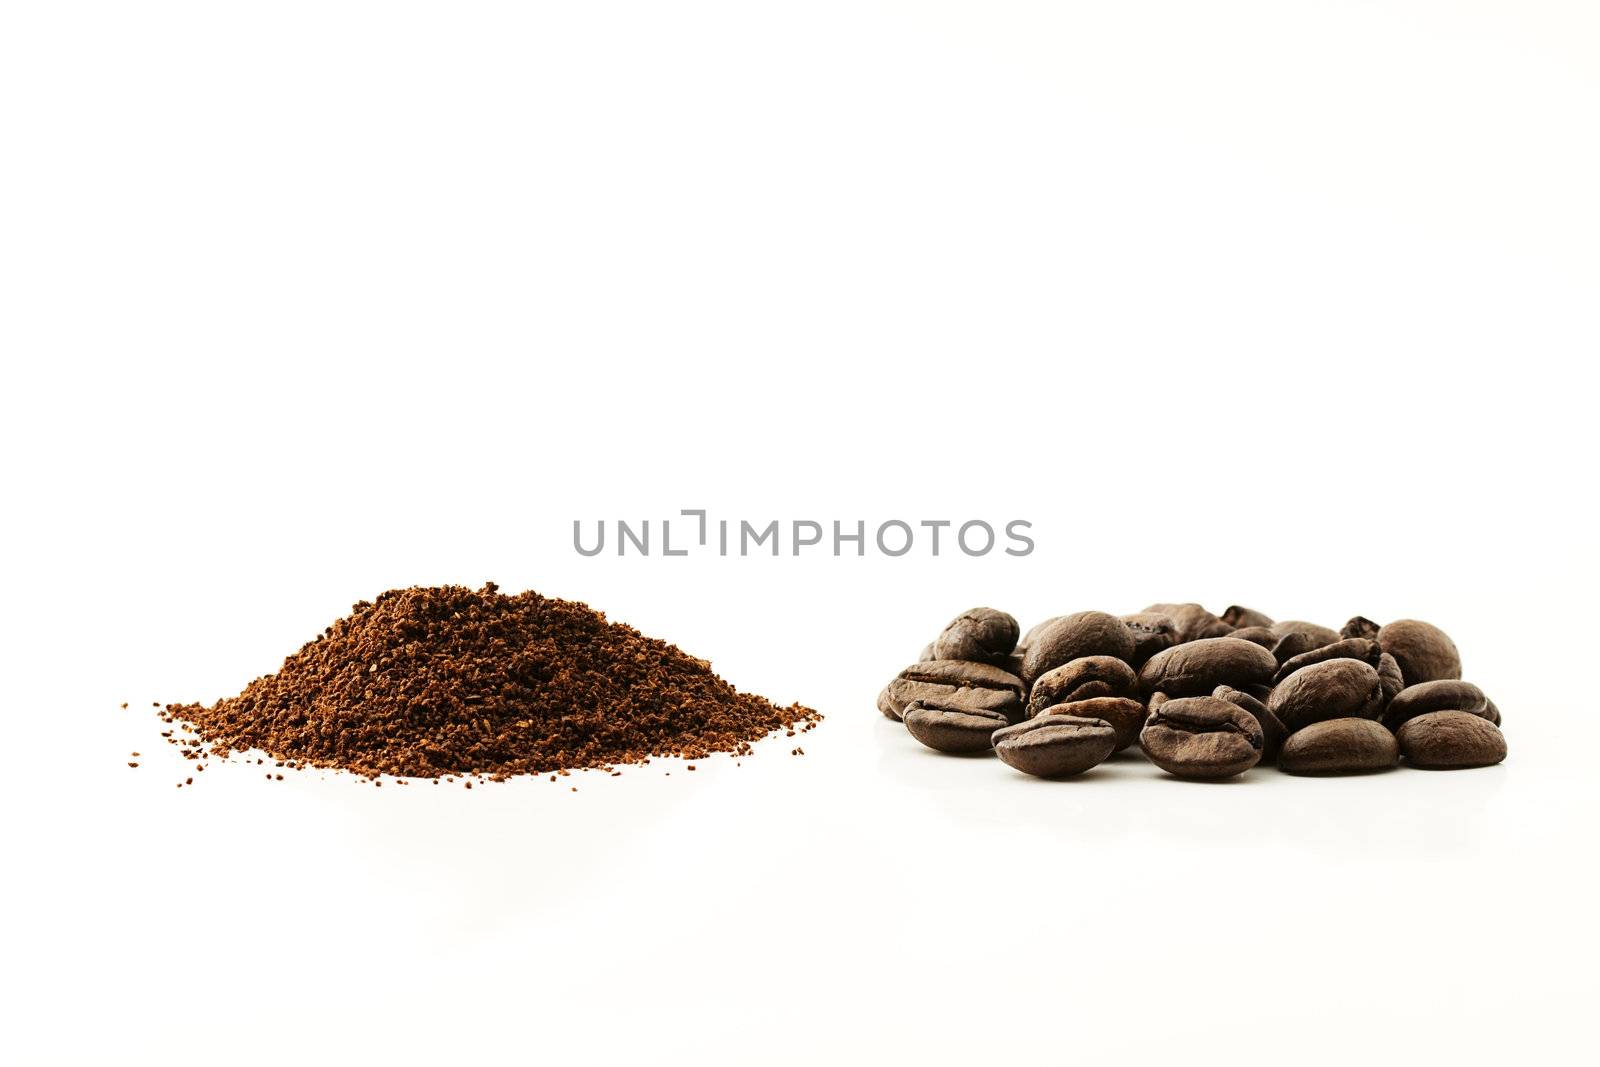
[879,603,1507,782]
[159,583,819,781]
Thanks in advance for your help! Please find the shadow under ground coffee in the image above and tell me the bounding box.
[160,583,819,780]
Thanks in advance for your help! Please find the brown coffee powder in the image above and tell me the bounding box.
[160,583,819,780]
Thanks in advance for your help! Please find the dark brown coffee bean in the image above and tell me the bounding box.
[992,715,1117,778]
[1377,619,1462,685]
[1270,630,1332,665]
[876,686,898,720]
[1278,718,1399,775]
[903,698,1011,754]
[1221,605,1274,629]
[1377,653,1405,704]
[1268,658,1384,732]
[1381,680,1492,731]
[1143,603,1233,643]
[1214,685,1287,761]
[1397,711,1506,769]
[884,660,1024,723]
[1027,656,1138,715]
[1137,637,1277,698]
[1226,626,1277,650]
[1020,611,1136,685]
[1140,695,1264,779]
[1272,637,1380,685]
[1020,616,1060,648]
[1484,698,1501,726]
[1341,615,1382,640]
[1269,620,1343,647]
[932,607,1020,665]
[1120,612,1178,667]
[1037,696,1146,751]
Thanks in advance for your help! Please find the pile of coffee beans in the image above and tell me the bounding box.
[878,604,1505,779]
[161,583,819,782]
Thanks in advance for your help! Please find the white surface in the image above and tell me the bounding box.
[3,3,1598,1064]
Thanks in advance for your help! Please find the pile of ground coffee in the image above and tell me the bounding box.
[160,583,818,780]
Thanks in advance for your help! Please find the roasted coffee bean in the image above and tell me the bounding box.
[1270,630,1331,665]
[1377,619,1462,685]
[1272,637,1380,685]
[1269,620,1343,647]
[1377,653,1405,704]
[1019,617,1062,659]
[1120,612,1178,666]
[1268,658,1384,732]
[1381,680,1493,731]
[1021,617,1058,644]
[903,698,1011,754]
[1020,611,1136,685]
[993,715,1117,778]
[1278,718,1399,775]
[1140,695,1264,779]
[1226,626,1277,649]
[933,607,1020,665]
[1037,696,1146,751]
[1341,616,1381,640]
[882,605,1505,787]
[1027,656,1138,714]
[918,642,936,662]
[1137,637,1278,698]
[876,686,898,720]
[1397,711,1507,769]
[1214,685,1287,761]
[1221,605,1275,630]
[1143,603,1233,643]
[884,660,1024,723]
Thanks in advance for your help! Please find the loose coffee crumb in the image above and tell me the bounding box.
[158,583,818,782]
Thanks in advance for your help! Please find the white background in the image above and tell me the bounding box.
[3,2,1598,1064]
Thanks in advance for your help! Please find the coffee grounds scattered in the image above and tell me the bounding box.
[160,583,819,781]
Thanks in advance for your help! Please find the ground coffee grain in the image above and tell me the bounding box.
[161,583,819,781]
